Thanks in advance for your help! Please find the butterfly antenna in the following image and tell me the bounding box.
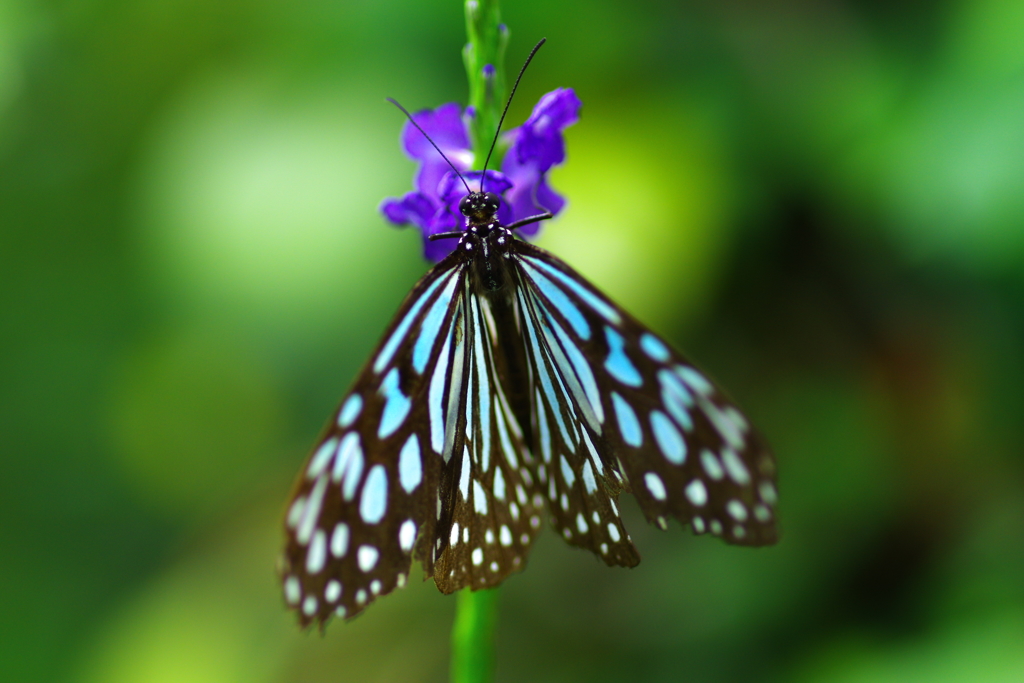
[386,97,472,196]
[479,37,546,193]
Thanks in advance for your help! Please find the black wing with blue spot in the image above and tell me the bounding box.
[280,255,468,626]
[281,236,778,629]
[512,242,779,551]
[280,251,548,627]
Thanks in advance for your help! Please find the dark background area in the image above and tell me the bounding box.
[2,0,1023,681]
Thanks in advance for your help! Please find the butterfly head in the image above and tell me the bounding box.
[459,191,502,226]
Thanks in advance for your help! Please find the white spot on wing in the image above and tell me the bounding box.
[459,446,471,499]
[398,434,423,493]
[726,500,748,522]
[582,459,597,494]
[332,433,364,501]
[284,575,300,605]
[659,369,694,431]
[611,392,642,447]
[302,595,318,616]
[685,479,708,507]
[676,365,713,395]
[399,519,417,552]
[359,465,388,524]
[306,529,327,574]
[377,367,411,439]
[297,476,327,545]
[560,456,576,487]
[331,523,349,558]
[307,437,338,480]
[650,410,686,464]
[640,333,670,362]
[286,495,306,530]
[429,330,453,454]
[644,472,667,501]
[536,393,552,463]
[701,449,725,480]
[473,479,488,515]
[357,545,379,572]
[604,327,642,387]
[754,504,772,522]
[338,394,363,428]
[721,448,750,485]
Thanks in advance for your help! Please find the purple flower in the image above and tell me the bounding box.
[380,88,581,262]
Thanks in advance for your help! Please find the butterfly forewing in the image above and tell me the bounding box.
[513,243,779,547]
[281,252,549,626]
[282,256,468,626]
[512,277,642,566]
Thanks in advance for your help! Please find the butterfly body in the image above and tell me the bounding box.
[447,191,518,294]
[281,189,779,627]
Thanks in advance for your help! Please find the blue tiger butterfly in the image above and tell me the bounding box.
[280,39,778,627]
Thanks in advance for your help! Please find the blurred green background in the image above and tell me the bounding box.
[2,0,1023,681]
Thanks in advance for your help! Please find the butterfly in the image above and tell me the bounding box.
[279,41,778,628]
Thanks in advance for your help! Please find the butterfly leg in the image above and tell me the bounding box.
[429,231,468,241]
[506,211,552,231]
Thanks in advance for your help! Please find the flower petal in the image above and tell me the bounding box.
[379,192,436,231]
[401,103,474,198]
[506,88,581,172]
[380,90,581,263]
[438,170,513,200]
[500,88,580,226]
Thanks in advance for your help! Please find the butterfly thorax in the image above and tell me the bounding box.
[458,191,516,293]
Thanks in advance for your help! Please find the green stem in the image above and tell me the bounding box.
[450,3,506,683]
[463,0,509,164]
[450,588,500,683]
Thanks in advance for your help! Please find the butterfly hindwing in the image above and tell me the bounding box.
[513,243,779,549]
[431,290,546,592]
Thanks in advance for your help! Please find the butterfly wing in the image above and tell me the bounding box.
[430,289,546,593]
[282,233,778,627]
[513,242,779,553]
[281,254,468,626]
[281,251,549,626]
[510,271,643,567]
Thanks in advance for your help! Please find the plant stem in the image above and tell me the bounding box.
[450,588,500,683]
[450,3,505,682]
[463,0,509,164]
